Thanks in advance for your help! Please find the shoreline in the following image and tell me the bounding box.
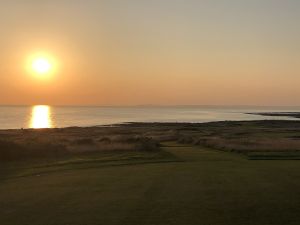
[1,118,300,131]
[0,106,300,130]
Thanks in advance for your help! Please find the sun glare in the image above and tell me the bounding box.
[27,53,57,78]
[32,58,51,74]
[29,105,53,128]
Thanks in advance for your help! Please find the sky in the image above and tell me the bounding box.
[0,0,299,106]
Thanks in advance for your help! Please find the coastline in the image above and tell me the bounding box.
[1,120,300,224]
[1,120,300,162]
[247,112,300,119]
[1,105,300,129]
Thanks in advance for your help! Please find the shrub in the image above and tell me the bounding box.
[0,139,68,161]
[74,138,95,145]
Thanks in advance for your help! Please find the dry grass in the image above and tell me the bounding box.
[0,139,67,161]
[191,137,300,152]
[0,127,159,161]
[1,120,300,161]
[175,120,300,153]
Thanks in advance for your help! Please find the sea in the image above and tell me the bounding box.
[0,105,299,129]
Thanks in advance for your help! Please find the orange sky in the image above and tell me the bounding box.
[0,0,299,106]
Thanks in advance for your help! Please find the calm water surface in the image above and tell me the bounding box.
[0,105,299,129]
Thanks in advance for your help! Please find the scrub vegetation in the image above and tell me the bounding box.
[1,120,300,225]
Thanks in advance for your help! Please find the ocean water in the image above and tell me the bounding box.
[0,105,299,129]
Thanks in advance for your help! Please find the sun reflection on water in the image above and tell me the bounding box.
[30,105,53,128]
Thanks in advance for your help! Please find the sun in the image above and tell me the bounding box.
[26,52,57,78]
[32,57,52,75]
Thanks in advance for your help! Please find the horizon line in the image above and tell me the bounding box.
[1,104,300,108]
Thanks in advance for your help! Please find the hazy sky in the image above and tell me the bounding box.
[0,0,299,106]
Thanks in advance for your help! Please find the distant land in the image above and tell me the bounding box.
[248,112,300,119]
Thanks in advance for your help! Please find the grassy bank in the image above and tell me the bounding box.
[0,142,300,225]
[0,126,160,162]
[1,120,300,224]
[2,120,300,161]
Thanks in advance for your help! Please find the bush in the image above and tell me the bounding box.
[135,137,159,151]
[0,139,68,161]
[74,138,95,145]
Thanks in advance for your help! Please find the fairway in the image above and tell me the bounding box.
[1,144,300,225]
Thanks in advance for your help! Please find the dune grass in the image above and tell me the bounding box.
[1,121,300,224]
[174,120,300,159]
[0,127,159,162]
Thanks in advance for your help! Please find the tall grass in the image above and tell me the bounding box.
[0,128,159,161]
[178,136,300,153]
[0,140,67,161]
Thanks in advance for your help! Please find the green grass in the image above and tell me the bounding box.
[1,143,300,225]
[0,150,177,181]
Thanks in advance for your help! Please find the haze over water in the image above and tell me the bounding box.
[0,105,299,129]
